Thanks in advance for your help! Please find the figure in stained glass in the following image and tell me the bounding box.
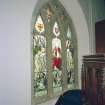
[33,15,47,96]
[52,22,62,92]
[32,0,77,99]
[66,27,74,86]
[52,22,62,70]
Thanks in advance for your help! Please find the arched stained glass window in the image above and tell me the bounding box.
[33,15,47,97]
[52,21,62,93]
[32,0,78,104]
[66,27,75,88]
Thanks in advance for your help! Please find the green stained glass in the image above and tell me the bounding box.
[32,0,77,100]
[33,35,47,96]
[33,15,47,97]
[34,72,47,97]
[66,27,75,88]
[67,27,72,39]
[53,70,62,93]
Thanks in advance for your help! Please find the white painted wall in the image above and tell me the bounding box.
[0,0,35,105]
[0,0,105,105]
[0,33,8,105]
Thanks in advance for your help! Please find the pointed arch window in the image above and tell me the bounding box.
[32,0,78,104]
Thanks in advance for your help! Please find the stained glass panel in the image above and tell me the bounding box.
[32,0,77,100]
[66,27,75,89]
[52,22,62,92]
[33,15,47,97]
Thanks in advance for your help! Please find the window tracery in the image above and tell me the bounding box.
[32,0,77,102]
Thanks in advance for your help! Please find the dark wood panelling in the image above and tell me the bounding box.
[95,20,105,53]
[82,54,105,105]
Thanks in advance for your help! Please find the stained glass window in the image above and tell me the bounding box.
[52,22,62,92]
[33,15,47,97]
[32,0,77,103]
[66,27,75,88]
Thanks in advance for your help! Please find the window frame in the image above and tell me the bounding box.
[31,0,78,104]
